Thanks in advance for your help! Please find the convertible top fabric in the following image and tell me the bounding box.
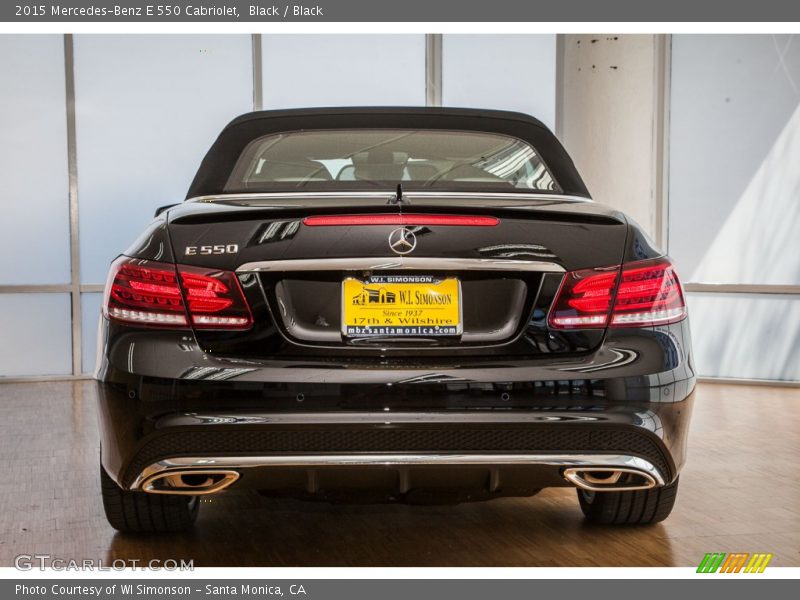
[185,107,591,199]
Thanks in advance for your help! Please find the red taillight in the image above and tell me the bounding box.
[104,258,187,327]
[610,259,687,327]
[303,214,499,227]
[178,265,253,329]
[103,257,253,330]
[548,258,687,330]
[548,267,618,329]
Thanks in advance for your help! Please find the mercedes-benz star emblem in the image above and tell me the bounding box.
[388,227,417,255]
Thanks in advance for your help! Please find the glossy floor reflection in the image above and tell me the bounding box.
[0,381,798,566]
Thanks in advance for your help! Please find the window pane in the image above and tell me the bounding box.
[0,294,72,377]
[0,35,70,285]
[262,35,425,108]
[74,35,253,284]
[81,292,103,375]
[669,35,800,285]
[227,129,558,193]
[687,293,800,381]
[443,35,556,130]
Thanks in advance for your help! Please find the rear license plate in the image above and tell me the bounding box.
[342,275,462,337]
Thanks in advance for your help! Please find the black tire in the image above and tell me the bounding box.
[100,464,199,533]
[577,477,679,525]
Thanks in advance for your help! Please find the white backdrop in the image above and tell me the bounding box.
[670,34,800,381]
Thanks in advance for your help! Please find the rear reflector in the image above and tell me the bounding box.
[303,214,499,227]
[548,257,687,330]
[103,257,253,330]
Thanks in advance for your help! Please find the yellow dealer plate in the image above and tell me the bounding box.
[342,275,462,337]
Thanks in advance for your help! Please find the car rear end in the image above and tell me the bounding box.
[95,108,695,531]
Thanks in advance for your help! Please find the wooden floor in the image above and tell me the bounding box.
[0,381,798,567]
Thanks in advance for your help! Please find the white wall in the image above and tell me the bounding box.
[670,34,800,382]
[0,35,72,377]
[442,34,556,129]
[262,35,426,108]
[560,34,660,240]
[0,294,72,377]
[670,35,800,285]
[0,35,70,285]
[687,293,800,381]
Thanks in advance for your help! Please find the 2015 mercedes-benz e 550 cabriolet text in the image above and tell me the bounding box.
[96,108,695,532]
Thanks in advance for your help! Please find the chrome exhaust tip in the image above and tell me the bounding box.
[141,470,240,495]
[563,467,657,492]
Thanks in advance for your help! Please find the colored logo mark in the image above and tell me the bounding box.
[697,552,773,573]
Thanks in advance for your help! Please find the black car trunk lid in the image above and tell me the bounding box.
[165,195,628,359]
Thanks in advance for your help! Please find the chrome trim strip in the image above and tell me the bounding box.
[237,257,565,273]
[130,453,665,491]
[187,191,593,203]
[158,411,606,427]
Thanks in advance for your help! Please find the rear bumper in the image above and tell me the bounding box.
[97,381,694,498]
[95,318,695,498]
[124,409,678,487]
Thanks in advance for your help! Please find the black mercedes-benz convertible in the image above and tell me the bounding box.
[96,107,695,532]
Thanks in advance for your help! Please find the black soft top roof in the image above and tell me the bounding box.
[186,107,590,199]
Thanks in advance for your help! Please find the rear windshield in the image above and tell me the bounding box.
[224,129,560,193]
